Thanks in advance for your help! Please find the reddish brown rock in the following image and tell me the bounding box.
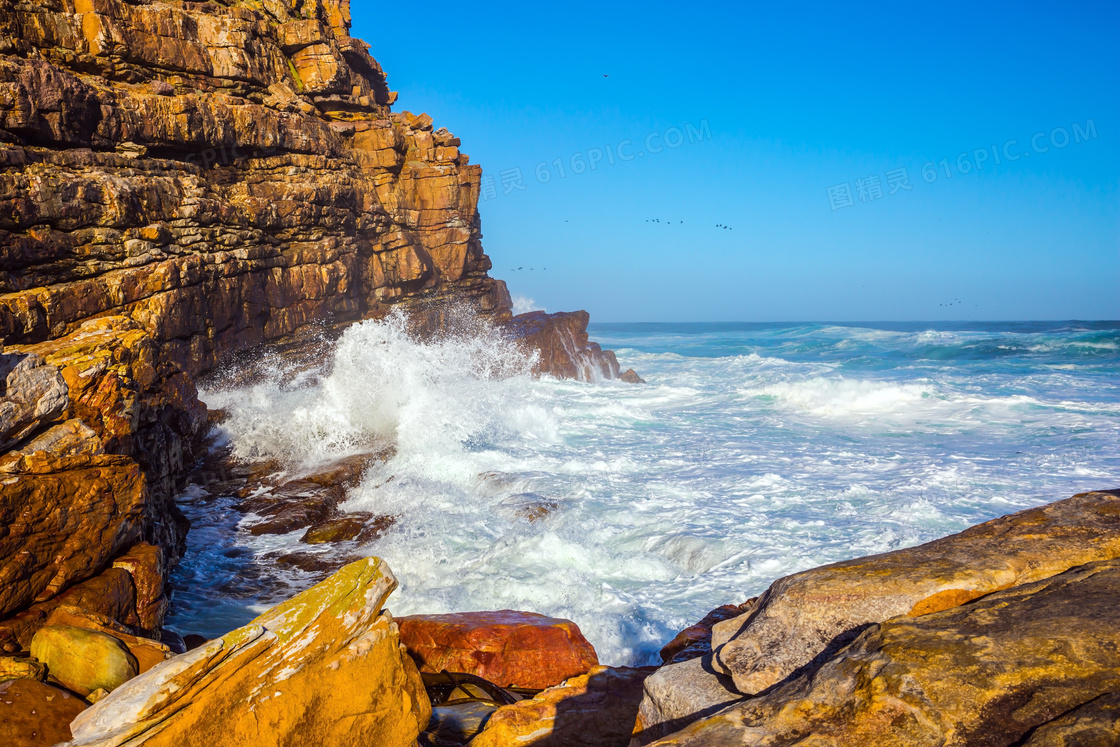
[0,454,148,619]
[0,678,87,747]
[619,368,646,384]
[397,610,599,689]
[659,601,755,665]
[110,544,167,634]
[506,311,622,380]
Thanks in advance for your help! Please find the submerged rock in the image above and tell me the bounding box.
[471,665,650,747]
[64,557,429,747]
[711,490,1120,695]
[398,610,600,690]
[0,678,87,747]
[645,559,1120,746]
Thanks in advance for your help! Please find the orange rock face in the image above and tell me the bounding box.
[0,0,620,652]
[0,454,147,619]
[397,610,600,689]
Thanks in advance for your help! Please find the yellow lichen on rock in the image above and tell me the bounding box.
[64,557,430,747]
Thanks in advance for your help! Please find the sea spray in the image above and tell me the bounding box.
[171,320,1120,665]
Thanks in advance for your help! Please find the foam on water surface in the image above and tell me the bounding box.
[169,319,1120,665]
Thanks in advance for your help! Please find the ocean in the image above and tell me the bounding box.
[167,318,1120,666]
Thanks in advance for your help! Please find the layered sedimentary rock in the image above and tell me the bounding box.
[64,557,429,747]
[645,559,1120,746]
[0,0,622,652]
[0,0,511,372]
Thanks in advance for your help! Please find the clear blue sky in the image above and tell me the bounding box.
[352,1,1119,322]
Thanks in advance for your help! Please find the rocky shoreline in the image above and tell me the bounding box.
[0,1,1117,745]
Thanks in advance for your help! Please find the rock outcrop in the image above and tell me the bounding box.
[506,311,620,381]
[398,610,600,690]
[710,490,1120,696]
[63,557,429,747]
[643,559,1120,746]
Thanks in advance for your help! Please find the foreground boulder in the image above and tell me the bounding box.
[398,610,599,689]
[30,625,138,698]
[64,557,429,747]
[711,490,1120,695]
[644,559,1120,746]
[471,666,650,747]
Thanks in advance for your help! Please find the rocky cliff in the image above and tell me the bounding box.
[0,0,621,652]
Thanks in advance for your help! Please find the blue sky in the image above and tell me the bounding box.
[352,1,1119,322]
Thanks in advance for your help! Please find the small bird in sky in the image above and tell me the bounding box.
[518,266,523,270]
[603,74,610,77]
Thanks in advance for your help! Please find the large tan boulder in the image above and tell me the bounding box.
[30,625,138,698]
[646,559,1120,746]
[64,557,430,747]
[711,490,1120,695]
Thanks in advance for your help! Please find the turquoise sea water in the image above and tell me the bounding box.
[169,319,1120,665]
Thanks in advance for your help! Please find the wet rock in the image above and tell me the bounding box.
[301,512,395,543]
[425,701,500,744]
[398,610,599,690]
[272,551,363,577]
[0,678,87,747]
[646,559,1120,746]
[64,558,430,747]
[658,602,755,665]
[303,450,391,489]
[471,666,650,747]
[505,311,621,381]
[29,625,138,698]
[619,369,645,384]
[711,490,1120,695]
[240,479,346,535]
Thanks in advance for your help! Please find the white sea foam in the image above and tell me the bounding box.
[173,320,1120,665]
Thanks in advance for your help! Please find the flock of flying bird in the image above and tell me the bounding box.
[644,219,734,230]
